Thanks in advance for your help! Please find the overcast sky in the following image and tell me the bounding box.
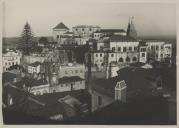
[3,0,176,38]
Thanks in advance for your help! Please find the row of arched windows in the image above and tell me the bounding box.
[118,56,137,62]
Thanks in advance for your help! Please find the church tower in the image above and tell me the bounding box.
[127,17,138,39]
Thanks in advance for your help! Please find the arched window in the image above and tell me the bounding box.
[119,57,123,62]
[132,57,137,62]
[126,57,130,62]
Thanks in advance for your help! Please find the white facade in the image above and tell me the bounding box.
[28,64,41,74]
[30,80,86,96]
[72,25,100,38]
[23,54,46,64]
[139,46,147,63]
[30,84,50,95]
[109,41,139,52]
[58,63,85,79]
[93,32,102,40]
[50,80,86,93]
[53,29,69,42]
[146,41,165,61]
[3,50,21,71]
[163,43,172,58]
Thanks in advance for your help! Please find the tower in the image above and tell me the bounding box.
[127,17,138,39]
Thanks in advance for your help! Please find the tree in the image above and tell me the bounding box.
[19,22,34,55]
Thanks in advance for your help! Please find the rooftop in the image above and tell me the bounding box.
[58,76,84,84]
[29,61,41,67]
[86,96,174,125]
[110,35,137,42]
[73,25,100,28]
[64,31,73,34]
[92,67,161,101]
[53,22,69,30]
[101,29,126,33]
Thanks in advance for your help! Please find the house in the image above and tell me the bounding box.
[28,61,41,74]
[139,41,148,63]
[72,25,100,38]
[91,76,127,112]
[23,53,46,64]
[50,76,86,93]
[3,49,21,71]
[58,35,82,46]
[3,83,88,121]
[91,67,162,112]
[58,63,85,79]
[146,40,166,61]
[53,22,69,42]
[86,96,173,125]
[90,35,139,69]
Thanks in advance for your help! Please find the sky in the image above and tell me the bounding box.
[3,0,176,38]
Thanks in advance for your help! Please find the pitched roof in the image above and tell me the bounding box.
[53,22,69,30]
[101,29,126,33]
[58,76,84,84]
[110,35,137,42]
[64,31,73,34]
[92,67,161,100]
[4,83,65,118]
[29,61,41,67]
[87,96,171,125]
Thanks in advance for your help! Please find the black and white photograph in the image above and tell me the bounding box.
[1,0,177,125]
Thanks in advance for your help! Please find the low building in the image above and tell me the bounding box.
[50,76,86,93]
[163,43,172,58]
[58,35,82,46]
[23,54,46,64]
[91,67,162,112]
[91,76,127,112]
[58,63,85,79]
[3,49,21,71]
[3,83,89,121]
[30,83,50,95]
[28,61,41,74]
[53,22,69,42]
[146,41,165,61]
[72,25,100,38]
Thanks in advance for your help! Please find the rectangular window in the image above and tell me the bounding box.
[112,47,115,51]
[97,96,102,106]
[118,47,121,52]
[142,53,145,57]
[151,46,154,50]
[123,47,126,52]
[80,70,83,73]
[100,54,102,57]
[111,54,114,57]
[156,46,159,50]
[96,54,98,57]
[129,47,132,51]
[161,45,163,49]
[134,46,138,51]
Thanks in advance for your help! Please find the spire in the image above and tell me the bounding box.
[127,16,137,39]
